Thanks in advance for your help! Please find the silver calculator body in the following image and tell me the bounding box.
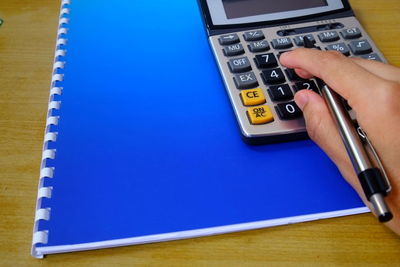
[198,0,386,144]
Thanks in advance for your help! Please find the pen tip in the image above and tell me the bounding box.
[378,212,393,223]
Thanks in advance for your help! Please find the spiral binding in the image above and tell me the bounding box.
[32,0,71,258]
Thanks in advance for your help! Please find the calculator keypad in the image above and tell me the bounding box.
[210,17,386,142]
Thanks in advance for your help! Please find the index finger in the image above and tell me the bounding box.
[280,49,384,107]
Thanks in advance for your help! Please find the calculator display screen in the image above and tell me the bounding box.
[223,0,328,19]
[206,0,344,26]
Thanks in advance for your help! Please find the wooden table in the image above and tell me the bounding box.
[1,1,399,265]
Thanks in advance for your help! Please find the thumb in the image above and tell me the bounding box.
[295,89,341,155]
[295,90,359,187]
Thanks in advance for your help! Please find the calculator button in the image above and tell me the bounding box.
[294,34,315,46]
[275,102,302,120]
[271,38,293,49]
[228,57,252,73]
[268,84,293,101]
[326,42,350,56]
[247,105,274,125]
[285,68,305,81]
[349,40,373,55]
[248,40,270,53]
[219,33,240,45]
[360,53,382,62]
[254,53,278,69]
[293,80,319,94]
[243,30,264,41]
[223,43,245,57]
[241,88,266,106]
[233,72,259,89]
[340,28,362,39]
[318,31,340,42]
[261,68,286,85]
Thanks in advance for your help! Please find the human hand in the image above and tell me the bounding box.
[280,49,400,235]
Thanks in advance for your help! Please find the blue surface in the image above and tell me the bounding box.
[38,0,364,247]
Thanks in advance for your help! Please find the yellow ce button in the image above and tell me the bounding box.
[240,88,266,106]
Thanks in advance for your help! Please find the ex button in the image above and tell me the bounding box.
[233,72,259,89]
[247,105,274,125]
[240,88,266,106]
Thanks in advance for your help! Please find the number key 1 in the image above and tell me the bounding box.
[268,84,293,101]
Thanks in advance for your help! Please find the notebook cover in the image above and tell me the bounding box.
[32,0,367,258]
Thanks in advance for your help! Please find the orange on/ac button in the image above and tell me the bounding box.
[247,105,274,125]
[240,88,266,106]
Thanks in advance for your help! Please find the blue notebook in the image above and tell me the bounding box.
[31,0,368,258]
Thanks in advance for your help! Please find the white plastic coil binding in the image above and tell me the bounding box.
[32,0,71,258]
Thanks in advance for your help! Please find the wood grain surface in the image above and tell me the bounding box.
[0,1,399,266]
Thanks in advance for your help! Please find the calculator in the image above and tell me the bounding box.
[197,0,386,144]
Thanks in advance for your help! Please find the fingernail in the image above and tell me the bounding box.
[280,51,291,60]
[294,92,309,110]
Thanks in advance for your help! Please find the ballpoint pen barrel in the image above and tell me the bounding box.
[319,83,373,173]
[319,82,393,222]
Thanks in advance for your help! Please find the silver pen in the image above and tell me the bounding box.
[303,37,393,222]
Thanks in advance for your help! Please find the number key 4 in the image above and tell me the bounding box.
[261,68,286,85]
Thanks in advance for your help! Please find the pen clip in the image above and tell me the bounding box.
[356,126,392,193]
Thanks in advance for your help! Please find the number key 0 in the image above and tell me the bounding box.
[275,101,302,120]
